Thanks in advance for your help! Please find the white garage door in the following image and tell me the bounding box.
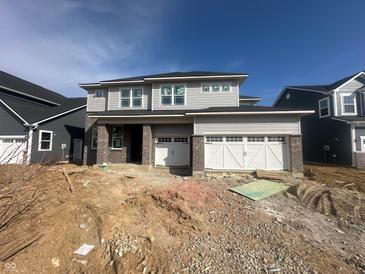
[0,137,27,164]
[155,137,190,167]
[205,136,289,171]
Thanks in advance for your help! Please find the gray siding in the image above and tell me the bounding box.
[355,127,365,151]
[0,104,27,135]
[335,76,365,116]
[194,115,301,135]
[30,108,85,163]
[152,124,193,136]
[87,89,107,111]
[152,81,239,110]
[108,84,151,110]
[276,88,352,165]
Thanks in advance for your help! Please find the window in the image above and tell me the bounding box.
[95,90,104,98]
[120,88,143,108]
[222,83,230,92]
[212,83,220,92]
[226,136,243,142]
[157,137,172,143]
[174,137,189,143]
[206,136,223,142]
[38,130,53,151]
[247,136,264,142]
[268,136,286,142]
[201,83,231,92]
[202,84,210,92]
[341,94,356,115]
[160,85,185,105]
[91,126,98,149]
[111,126,123,149]
[318,97,330,118]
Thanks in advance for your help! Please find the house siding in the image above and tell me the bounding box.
[0,104,27,135]
[87,89,107,111]
[152,81,239,110]
[30,108,85,163]
[108,85,151,110]
[335,77,365,116]
[194,115,301,135]
[151,124,193,136]
[355,127,365,151]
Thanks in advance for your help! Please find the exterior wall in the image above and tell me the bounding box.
[142,124,152,165]
[276,89,353,165]
[354,127,365,151]
[192,135,204,175]
[289,135,303,173]
[194,115,301,135]
[0,104,27,135]
[108,84,151,110]
[354,152,365,169]
[30,107,85,163]
[86,89,107,111]
[151,80,239,110]
[335,76,365,116]
[151,124,193,136]
[83,116,97,165]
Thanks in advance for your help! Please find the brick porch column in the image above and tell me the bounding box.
[96,123,108,164]
[142,124,152,165]
[192,135,205,176]
[289,135,303,173]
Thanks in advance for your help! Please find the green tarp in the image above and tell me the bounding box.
[230,180,288,201]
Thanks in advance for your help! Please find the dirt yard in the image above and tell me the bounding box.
[0,164,364,273]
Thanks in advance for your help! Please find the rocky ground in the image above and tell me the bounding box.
[0,164,364,273]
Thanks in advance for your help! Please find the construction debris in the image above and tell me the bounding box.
[255,170,287,181]
[62,168,75,192]
[73,244,95,256]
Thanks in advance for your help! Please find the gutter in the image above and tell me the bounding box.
[185,110,315,116]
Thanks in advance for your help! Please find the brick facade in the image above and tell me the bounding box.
[83,116,97,165]
[142,124,152,165]
[192,135,205,176]
[96,123,108,164]
[354,152,365,169]
[289,135,304,173]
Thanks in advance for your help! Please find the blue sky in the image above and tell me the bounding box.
[0,0,364,105]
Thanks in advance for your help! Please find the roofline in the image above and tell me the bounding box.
[272,86,328,107]
[331,117,365,124]
[0,98,28,124]
[0,85,61,106]
[239,97,262,101]
[185,110,315,116]
[333,71,365,91]
[88,114,185,118]
[79,74,248,87]
[33,105,86,124]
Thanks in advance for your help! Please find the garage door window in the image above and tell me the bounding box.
[247,136,264,142]
[157,137,172,143]
[206,136,223,142]
[174,137,189,143]
[268,136,286,142]
[38,130,53,151]
[226,136,243,142]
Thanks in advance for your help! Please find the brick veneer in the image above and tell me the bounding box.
[289,135,303,173]
[192,135,205,176]
[354,152,365,169]
[83,116,97,165]
[96,123,108,164]
[142,124,152,165]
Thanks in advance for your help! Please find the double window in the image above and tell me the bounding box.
[121,88,143,108]
[95,90,105,98]
[318,97,330,118]
[38,130,53,151]
[202,82,231,92]
[340,94,356,115]
[111,126,123,149]
[160,85,185,105]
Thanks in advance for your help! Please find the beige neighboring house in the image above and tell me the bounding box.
[80,71,313,175]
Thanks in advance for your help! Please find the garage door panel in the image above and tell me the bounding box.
[205,144,224,169]
[0,138,26,164]
[267,144,288,170]
[245,144,266,170]
[224,144,244,169]
[155,137,190,167]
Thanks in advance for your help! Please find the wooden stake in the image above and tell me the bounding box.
[62,168,75,192]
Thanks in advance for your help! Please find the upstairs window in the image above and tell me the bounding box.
[95,90,104,98]
[341,94,356,115]
[318,97,330,118]
[120,88,143,108]
[201,82,231,92]
[112,126,123,149]
[38,130,53,151]
[160,85,185,105]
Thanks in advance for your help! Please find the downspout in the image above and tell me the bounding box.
[24,123,39,165]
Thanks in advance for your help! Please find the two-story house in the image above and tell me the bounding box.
[273,70,365,169]
[80,71,313,175]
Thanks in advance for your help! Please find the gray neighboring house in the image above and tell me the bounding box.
[273,70,365,169]
[0,71,86,164]
[80,71,313,175]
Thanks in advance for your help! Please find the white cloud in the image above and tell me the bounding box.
[0,0,171,96]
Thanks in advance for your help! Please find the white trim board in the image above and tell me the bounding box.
[38,130,53,151]
[334,72,365,91]
[185,110,315,116]
[318,97,330,118]
[34,105,86,124]
[361,136,365,152]
[88,114,185,118]
[0,99,28,124]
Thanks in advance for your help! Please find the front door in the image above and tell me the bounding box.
[73,139,83,162]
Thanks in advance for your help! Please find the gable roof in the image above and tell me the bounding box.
[80,71,248,87]
[0,71,66,105]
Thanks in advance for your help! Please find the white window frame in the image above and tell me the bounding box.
[119,87,143,108]
[361,136,365,152]
[94,90,105,98]
[160,84,186,106]
[201,82,231,93]
[38,130,53,151]
[111,126,124,150]
[318,97,330,118]
[91,126,98,150]
[340,93,357,115]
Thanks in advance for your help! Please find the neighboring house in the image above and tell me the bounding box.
[273,70,365,168]
[0,71,86,164]
[80,71,313,175]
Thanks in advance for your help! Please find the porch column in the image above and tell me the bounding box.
[142,124,152,165]
[289,135,303,173]
[96,123,108,164]
[192,135,205,176]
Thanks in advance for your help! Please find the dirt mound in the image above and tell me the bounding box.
[286,182,365,220]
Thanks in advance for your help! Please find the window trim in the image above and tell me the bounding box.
[38,130,53,151]
[318,97,330,118]
[159,84,186,106]
[91,126,98,150]
[111,126,124,150]
[340,93,357,115]
[119,87,144,108]
[94,90,105,98]
[201,82,232,93]
[361,136,365,152]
